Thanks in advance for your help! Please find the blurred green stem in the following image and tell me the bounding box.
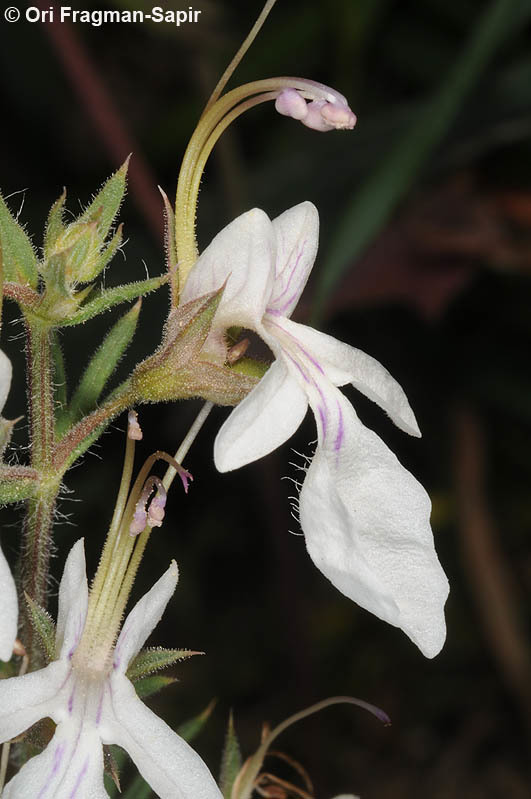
[312,0,531,321]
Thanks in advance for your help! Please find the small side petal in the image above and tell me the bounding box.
[0,542,17,661]
[56,539,89,659]
[300,391,448,658]
[103,673,222,799]
[0,661,70,743]
[267,202,319,318]
[113,562,178,673]
[214,358,308,472]
[3,720,107,799]
[0,350,13,413]
[181,208,275,335]
[276,318,421,436]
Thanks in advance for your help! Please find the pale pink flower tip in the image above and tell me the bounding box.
[275,88,357,133]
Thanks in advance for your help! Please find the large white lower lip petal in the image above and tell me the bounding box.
[214,358,308,472]
[3,721,107,799]
[300,391,448,658]
[0,542,17,661]
[104,674,223,799]
[0,661,70,743]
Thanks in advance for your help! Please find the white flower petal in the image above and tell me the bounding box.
[3,719,107,799]
[268,202,319,318]
[113,561,178,673]
[214,358,308,472]
[300,391,448,658]
[0,661,70,743]
[104,673,222,799]
[181,208,276,335]
[274,318,420,437]
[0,349,12,414]
[56,539,89,660]
[0,542,17,661]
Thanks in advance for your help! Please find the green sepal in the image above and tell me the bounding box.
[176,699,216,743]
[43,189,67,260]
[78,157,129,240]
[0,192,39,288]
[133,674,177,700]
[95,223,124,279]
[0,465,38,503]
[220,711,242,799]
[25,593,57,663]
[59,275,166,327]
[230,357,269,380]
[127,646,199,682]
[58,300,141,436]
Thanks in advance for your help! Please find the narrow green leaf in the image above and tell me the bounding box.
[127,647,199,682]
[0,193,39,288]
[134,674,176,700]
[0,465,38,503]
[220,711,242,799]
[25,593,56,663]
[43,190,67,260]
[60,275,166,327]
[61,300,141,431]
[78,158,129,240]
[313,0,531,319]
[176,699,216,744]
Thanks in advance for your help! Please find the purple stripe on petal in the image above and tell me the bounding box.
[266,319,325,375]
[334,398,344,453]
[69,756,89,798]
[285,352,311,384]
[271,243,305,304]
[68,686,75,714]
[95,688,104,726]
[37,743,66,799]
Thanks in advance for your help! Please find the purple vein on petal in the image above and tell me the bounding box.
[69,756,89,798]
[37,742,66,799]
[334,397,344,454]
[269,242,306,309]
[267,319,325,375]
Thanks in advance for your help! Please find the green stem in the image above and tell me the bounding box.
[20,318,58,663]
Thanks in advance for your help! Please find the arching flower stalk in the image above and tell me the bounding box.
[0,412,221,798]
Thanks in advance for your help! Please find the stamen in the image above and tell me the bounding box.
[127,410,143,441]
[275,88,357,131]
[147,478,167,528]
[227,337,250,365]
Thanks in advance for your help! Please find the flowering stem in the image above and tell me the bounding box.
[20,318,59,662]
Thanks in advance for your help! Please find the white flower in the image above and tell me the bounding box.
[0,348,18,662]
[181,202,449,658]
[0,540,222,798]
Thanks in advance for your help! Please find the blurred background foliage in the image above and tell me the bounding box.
[2,0,531,795]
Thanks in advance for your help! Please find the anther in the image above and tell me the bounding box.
[127,410,143,441]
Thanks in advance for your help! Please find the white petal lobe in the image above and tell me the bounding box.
[56,539,89,659]
[214,359,308,472]
[104,674,223,799]
[0,661,70,743]
[300,391,448,658]
[0,542,17,661]
[0,349,12,413]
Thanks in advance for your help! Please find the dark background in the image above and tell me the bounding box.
[2,0,531,796]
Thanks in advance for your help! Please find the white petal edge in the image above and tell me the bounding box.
[214,358,308,472]
[56,539,89,659]
[181,208,276,334]
[0,661,70,743]
[0,542,17,661]
[3,721,107,799]
[268,202,319,318]
[104,673,223,799]
[0,349,12,413]
[113,561,178,673]
[300,390,448,658]
[273,317,421,437]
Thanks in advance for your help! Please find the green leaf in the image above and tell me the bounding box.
[78,158,129,240]
[0,192,39,288]
[0,465,38,504]
[176,699,216,744]
[220,711,242,799]
[25,593,56,663]
[312,0,531,319]
[43,190,67,260]
[59,275,166,327]
[59,300,141,434]
[134,674,177,700]
[127,646,199,682]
